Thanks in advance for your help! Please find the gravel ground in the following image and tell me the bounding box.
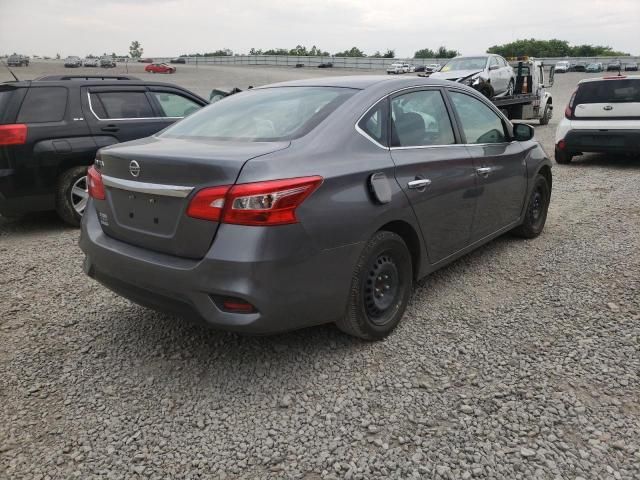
[1,63,639,479]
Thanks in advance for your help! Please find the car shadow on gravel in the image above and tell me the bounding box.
[0,211,72,236]
[570,152,640,169]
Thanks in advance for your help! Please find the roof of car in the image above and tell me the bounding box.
[578,74,640,84]
[259,75,457,90]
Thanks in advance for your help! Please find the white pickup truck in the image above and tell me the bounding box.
[386,63,408,74]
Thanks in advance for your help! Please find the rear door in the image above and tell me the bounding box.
[447,89,526,241]
[81,86,173,147]
[389,87,478,264]
[573,78,640,119]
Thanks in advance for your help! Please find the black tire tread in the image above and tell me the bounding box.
[513,174,550,239]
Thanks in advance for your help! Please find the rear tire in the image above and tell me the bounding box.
[512,174,551,239]
[336,231,413,340]
[55,166,89,227]
[554,146,573,164]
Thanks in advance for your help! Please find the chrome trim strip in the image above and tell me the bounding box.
[101,175,194,198]
[87,92,183,122]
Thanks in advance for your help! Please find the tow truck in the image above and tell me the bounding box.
[492,57,555,125]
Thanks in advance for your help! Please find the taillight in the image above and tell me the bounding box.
[186,176,323,226]
[565,89,577,119]
[223,176,323,226]
[0,124,27,146]
[87,166,105,200]
[186,185,230,221]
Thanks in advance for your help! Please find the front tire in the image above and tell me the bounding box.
[506,80,514,96]
[337,231,413,340]
[512,174,551,239]
[55,166,89,227]
[539,105,552,125]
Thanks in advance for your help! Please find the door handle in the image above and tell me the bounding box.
[407,178,432,189]
[476,167,492,177]
[101,125,120,132]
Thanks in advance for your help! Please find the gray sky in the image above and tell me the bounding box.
[1,0,638,57]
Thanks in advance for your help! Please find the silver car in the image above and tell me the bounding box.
[430,54,515,98]
[81,76,552,340]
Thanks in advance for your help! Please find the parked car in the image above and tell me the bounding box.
[99,57,116,68]
[572,62,586,72]
[7,54,29,67]
[145,63,176,74]
[407,64,416,73]
[586,62,603,73]
[430,54,515,98]
[624,62,638,71]
[555,61,570,73]
[83,58,99,67]
[170,57,186,64]
[79,76,552,339]
[0,76,208,225]
[425,64,441,73]
[555,75,640,164]
[387,63,408,74]
[318,62,333,68]
[607,60,622,72]
[64,56,82,68]
[137,58,154,63]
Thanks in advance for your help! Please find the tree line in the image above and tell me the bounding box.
[179,45,460,58]
[487,39,630,57]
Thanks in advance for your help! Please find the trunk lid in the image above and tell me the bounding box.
[574,78,640,119]
[95,136,289,258]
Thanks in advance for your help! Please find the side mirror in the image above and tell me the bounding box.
[513,123,534,141]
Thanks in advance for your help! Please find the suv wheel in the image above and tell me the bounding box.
[55,166,89,226]
[554,146,573,164]
[337,231,413,340]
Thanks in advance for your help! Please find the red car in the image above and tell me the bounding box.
[145,63,176,74]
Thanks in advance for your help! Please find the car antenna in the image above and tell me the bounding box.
[1,59,19,82]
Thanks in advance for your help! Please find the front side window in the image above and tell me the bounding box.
[161,86,356,142]
[17,87,68,123]
[151,92,201,118]
[490,57,499,68]
[391,90,455,147]
[449,91,507,144]
[91,91,154,119]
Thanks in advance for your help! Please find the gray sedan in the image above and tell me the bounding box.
[80,76,552,340]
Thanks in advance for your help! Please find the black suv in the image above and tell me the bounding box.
[0,75,208,225]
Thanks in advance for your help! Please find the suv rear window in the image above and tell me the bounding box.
[90,91,155,119]
[575,79,640,104]
[17,87,68,123]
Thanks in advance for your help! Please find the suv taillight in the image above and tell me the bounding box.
[87,166,106,200]
[565,89,577,119]
[187,176,323,226]
[0,124,27,146]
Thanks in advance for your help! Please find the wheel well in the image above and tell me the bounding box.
[538,165,552,191]
[378,221,421,280]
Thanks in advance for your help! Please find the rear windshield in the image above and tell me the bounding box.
[161,86,356,142]
[576,79,640,104]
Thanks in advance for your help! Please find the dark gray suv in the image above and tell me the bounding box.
[80,76,552,340]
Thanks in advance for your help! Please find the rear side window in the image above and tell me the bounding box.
[358,99,388,146]
[0,89,16,122]
[90,91,154,119]
[150,92,202,118]
[575,80,640,104]
[17,87,68,123]
[391,90,455,147]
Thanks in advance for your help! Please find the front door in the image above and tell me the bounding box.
[389,88,479,264]
[447,89,527,241]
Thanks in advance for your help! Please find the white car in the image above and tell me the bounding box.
[426,64,441,73]
[555,75,640,163]
[555,61,570,73]
[387,63,407,74]
[430,54,516,98]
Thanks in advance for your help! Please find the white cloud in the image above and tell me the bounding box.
[0,0,638,57]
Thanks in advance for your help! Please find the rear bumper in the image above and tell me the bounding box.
[80,203,362,334]
[562,129,640,154]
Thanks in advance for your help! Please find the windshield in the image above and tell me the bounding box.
[441,57,487,72]
[576,79,640,104]
[161,86,356,142]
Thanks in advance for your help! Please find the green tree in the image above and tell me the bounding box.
[414,48,436,58]
[487,38,629,57]
[334,47,366,57]
[129,41,143,58]
[249,48,263,55]
[371,49,395,58]
[55,53,60,59]
[436,46,459,58]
